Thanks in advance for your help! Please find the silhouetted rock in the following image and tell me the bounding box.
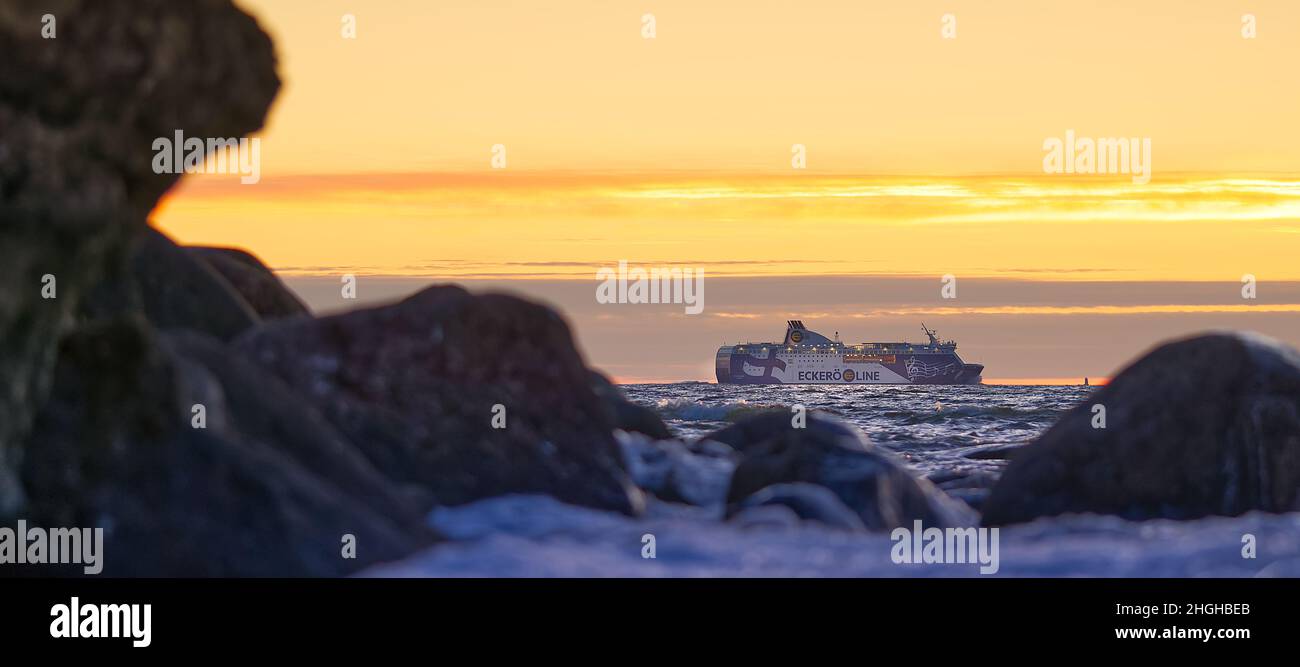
[731,483,867,532]
[706,409,855,455]
[0,0,279,210]
[589,370,672,439]
[718,412,973,531]
[237,285,644,515]
[163,330,431,520]
[0,0,279,518]
[20,319,433,576]
[189,246,310,320]
[133,228,261,340]
[932,471,999,513]
[983,333,1300,526]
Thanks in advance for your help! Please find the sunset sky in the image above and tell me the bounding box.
[154,0,1300,382]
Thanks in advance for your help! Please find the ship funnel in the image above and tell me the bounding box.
[783,320,830,346]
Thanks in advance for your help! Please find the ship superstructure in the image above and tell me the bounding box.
[715,320,983,384]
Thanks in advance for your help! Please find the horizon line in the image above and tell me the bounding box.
[612,377,1109,386]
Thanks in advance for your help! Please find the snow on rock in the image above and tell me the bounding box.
[363,494,1300,577]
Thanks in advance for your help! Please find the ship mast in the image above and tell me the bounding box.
[921,323,940,346]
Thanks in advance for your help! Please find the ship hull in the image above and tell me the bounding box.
[716,347,983,385]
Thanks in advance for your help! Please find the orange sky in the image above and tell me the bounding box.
[157,172,1300,282]
[152,1,1300,382]
[217,0,1300,175]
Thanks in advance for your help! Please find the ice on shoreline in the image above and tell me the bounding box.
[363,494,1300,578]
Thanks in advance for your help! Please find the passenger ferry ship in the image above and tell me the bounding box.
[716,321,983,385]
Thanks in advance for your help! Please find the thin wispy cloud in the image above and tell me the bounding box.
[158,172,1300,282]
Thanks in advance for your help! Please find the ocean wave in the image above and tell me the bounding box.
[652,398,788,422]
[621,384,1079,476]
[883,405,1065,424]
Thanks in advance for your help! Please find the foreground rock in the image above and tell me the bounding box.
[20,319,433,576]
[189,246,310,320]
[0,0,280,518]
[237,285,644,515]
[732,483,867,532]
[929,470,999,513]
[618,432,736,506]
[983,333,1300,526]
[717,412,973,530]
[133,229,262,340]
[589,371,672,440]
[163,330,431,520]
[84,229,307,342]
[0,0,423,575]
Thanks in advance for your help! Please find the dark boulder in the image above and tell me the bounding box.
[706,409,858,455]
[983,333,1300,526]
[718,412,973,531]
[162,330,431,520]
[19,318,434,576]
[0,0,280,211]
[132,228,261,340]
[189,246,310,320]
[0,0,279,518]
[932,471,999,513]
[236,285,644,515]
[730,483,867,532]
[589,370,672,440]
